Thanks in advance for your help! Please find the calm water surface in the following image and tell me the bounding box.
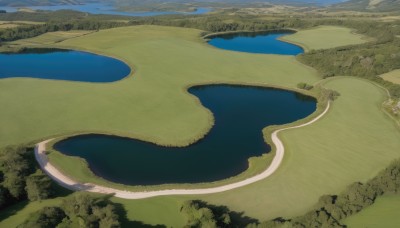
[0,49,131,82]
[55,85,316,185]
[0,3,212,16]
[208,31,304,55]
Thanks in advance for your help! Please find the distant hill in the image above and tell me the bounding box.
[0,0,85,7]
[0,0,348,8]
[330,0,400,11]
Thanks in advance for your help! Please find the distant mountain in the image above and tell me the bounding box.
[331,0,400,11]
[0,0,348,8]
[115,0,347,7]
[0,0,83,7]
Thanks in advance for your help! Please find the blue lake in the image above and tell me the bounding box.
[0,49,131,82]
[55,85,316,185]
[208,31,304,55]
[0,3,212,16]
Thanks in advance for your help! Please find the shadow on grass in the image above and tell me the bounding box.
[0,200,29,222]
[100,194,166,228]
[113,202,166,228]
[53,183,74,198]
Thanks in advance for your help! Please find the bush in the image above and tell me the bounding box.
[25,170,53,201]
[297,82,314,90]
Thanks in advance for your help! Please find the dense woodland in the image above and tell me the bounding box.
[0,146,54,209]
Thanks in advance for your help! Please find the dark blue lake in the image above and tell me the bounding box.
[208,31,304,55]
[0,3,212,16]
[0,49,131,82]
[55,85,316,185]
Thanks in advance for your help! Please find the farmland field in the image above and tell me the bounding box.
[281,26,370,51]
[381,69,400,85]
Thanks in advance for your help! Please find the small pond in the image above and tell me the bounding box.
[207,31,304,55]
[0,48,131,82]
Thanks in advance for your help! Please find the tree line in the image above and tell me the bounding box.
[19,193,120,228]
[0,20,129,42]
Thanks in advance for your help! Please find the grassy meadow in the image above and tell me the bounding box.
[343,194,400,227]
[0,20,43,29]
[1,25,400,227]
[281,26,369,51]
[381,69,400,85]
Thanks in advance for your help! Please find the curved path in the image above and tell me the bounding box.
[35,101,330,199]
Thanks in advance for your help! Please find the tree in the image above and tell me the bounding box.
[181,201,218,228]
[0,146,35,199]
[2,171,26,199]
[25,170,53,201]
[92,204,120,228]
[61,193,121,228]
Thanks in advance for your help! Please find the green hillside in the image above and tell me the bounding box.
[0,0,83,7]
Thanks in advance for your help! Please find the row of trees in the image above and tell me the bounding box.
[0,20,130,42]
[0,146,53,209]
[20,193,120,228]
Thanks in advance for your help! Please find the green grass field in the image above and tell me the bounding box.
[1,25,399,227]
[381,69,400,85]
[281,26,369,51]
[343,194,400,228]
[12,30,95,45]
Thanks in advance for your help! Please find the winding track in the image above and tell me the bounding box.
[35,101,330,199]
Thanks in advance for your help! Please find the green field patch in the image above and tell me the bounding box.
[280,26,370,51]
[343,194,400,227]
[381,69,400,85]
